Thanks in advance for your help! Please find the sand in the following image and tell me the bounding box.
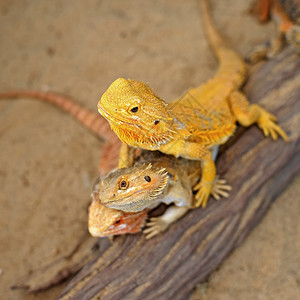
[0,0,299,299]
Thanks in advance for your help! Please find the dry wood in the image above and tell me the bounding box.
[55,47,300,300]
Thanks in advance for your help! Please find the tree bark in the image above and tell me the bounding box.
[58,48,300,300]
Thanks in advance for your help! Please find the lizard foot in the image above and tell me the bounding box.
[258,110,289,142]
[245,43,270,64]
[211,177,232,201]
[193,177,231,208]
[144,217,169,239]
[246,32,285,64]
[192,181,213,208]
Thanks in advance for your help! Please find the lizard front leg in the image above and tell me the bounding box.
[246,32,285,64]
[118,143,135,168]
[144,206,189,239]
[229,91,289,141]
[192,151,217,208]
[175,142,222,208]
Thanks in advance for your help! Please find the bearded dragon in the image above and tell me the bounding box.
[248,0,300,63]
[97,0,289,208]
[88,176,148,237]
[0,90,121,174]
[90,151,230,239]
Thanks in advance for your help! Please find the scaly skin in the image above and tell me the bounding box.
[0,90,121,174]
[97,0,289,208]
[88,183,147,237]
[248,0,300,63]
[94,151,231,239]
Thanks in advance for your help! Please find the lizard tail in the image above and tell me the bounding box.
[0,90,112,138]
[199,0,247,86]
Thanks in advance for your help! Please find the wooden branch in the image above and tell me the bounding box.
[58,48,300,300]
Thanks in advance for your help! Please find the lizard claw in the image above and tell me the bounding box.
[193,177,231,208]
[193,181,212,208]
[258,111,289,142]
[211,177,232,200]
[143,217,168,239]
[245,43,270,64]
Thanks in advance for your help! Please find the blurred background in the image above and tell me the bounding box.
[0,0,299,299]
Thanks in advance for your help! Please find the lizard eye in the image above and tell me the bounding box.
[154,120,160,125]
[129,103,140,114]
[119,178,129,190]
[130,106,139,113]
[115,219,121,224]
[144,176,151,182]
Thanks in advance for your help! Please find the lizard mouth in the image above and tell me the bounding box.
[99,185,154,211]
[98,101,175,148]
[100,210,147,236]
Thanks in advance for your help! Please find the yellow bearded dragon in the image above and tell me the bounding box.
[89,151,230,239]
[97,0,288,208]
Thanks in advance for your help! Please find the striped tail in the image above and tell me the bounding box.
[0,90,112,138]
[0,90,121,174]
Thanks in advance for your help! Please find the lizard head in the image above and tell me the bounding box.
[98,78,175,149]
[286,25,300,52]
[98,163,169,212]
[88,193,147,237]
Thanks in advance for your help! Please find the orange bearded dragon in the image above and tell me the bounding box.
[88,193,147,238]
[97,0,289,208]
[89,151,230,239]
[88,175,148,237]
[248,0,300,63]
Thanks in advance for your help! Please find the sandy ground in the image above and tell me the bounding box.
[0,0,299,299]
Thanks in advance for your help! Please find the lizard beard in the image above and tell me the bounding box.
[110,123,174,150]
